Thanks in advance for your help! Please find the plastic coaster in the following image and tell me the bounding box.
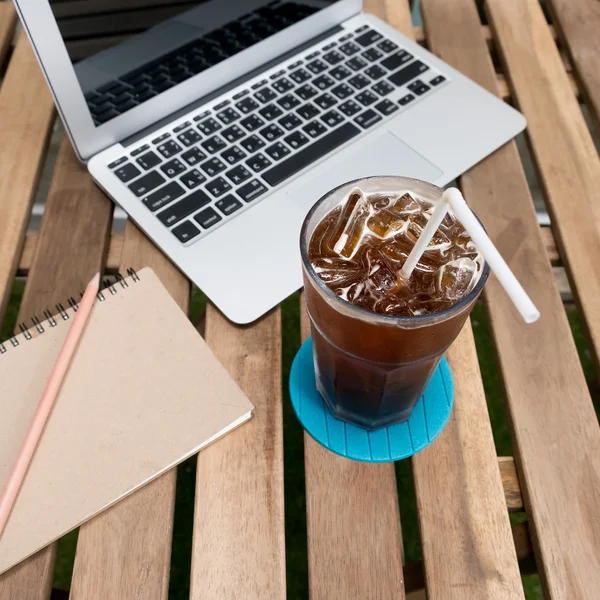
[289,337,454,463]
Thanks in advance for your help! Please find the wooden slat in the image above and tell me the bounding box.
[0,33,55,322]
[546,0,600,132]
[190,306,285,600]
[486,0,600,371]
[498,457,523,512]
[0,137,113,599]
[69,220,188,600]
[0,2,17,71]
[540,227,560,264]
[427,0,600,598]
[413,23,558,45]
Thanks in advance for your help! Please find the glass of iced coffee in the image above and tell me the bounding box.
[301,176,490,430]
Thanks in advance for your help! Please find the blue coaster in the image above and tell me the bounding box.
[289,338,454,463]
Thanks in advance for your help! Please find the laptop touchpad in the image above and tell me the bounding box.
[287,131,443,211]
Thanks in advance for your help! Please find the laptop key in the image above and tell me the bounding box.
[259,103,284,121]
[172,220,201,243]
[216,107,240,124]
[254,87,277,103]
[365,65,386,80]
[277,93,301,110]
[216,195,243,216]
[375,99,399,116]
[246,153,271,173]
[221,146,246,165]
[306,59,328,74]
[222,124,245,143]
[128,171,166,196]
[181,147,207,166]
[354,109,382,129]
[356,90,378,106]
[330,66,352,81]
[323,50,345,65]
[197,117,221,135]
[331,83,354,99]
[348,74,370,89]
[377,39,398,54]
[297,103,320,120]
[339,42,360,56]
[194,207,223,229]
[264,122,360,187]
[157,189,211,226]
[430,75,446,86]
[157,140,182,158]
[177,129,201,147]
[279,113,303,131]
[388,60,429,87]
[320,109,344,127]
[226,164,252,185]
[289,68,311,84]
[408,79,431,95]
[131,144,150,157]
[240,134,266,153]
[399,93,415,106]
[240,114,265,132]
[284,130,310,149]
[272,77,294,94]
[115,163,141,182]
[206,176,232,198]
[259,123,284,142]
[265,141,291,161]
[180,168,206,189]
[296,84,319,101]
[362,48,383,62]
[314,93,337,110]
[108,156,127,169]
[237,179,268,202]
[200,157,227,177]
[338,99,362,117]
[313,75,335,90]
[201,135,227,154]
[303,120,327,138]
[373,80,395,96]
[235,97,260,114]
[143,181,185,212]
[381,50,413,71]
[355,29,383,47]
[160,159,186,178]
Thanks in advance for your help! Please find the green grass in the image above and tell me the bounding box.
[2,283,597,599]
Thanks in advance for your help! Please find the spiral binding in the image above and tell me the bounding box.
[0,268,140,355]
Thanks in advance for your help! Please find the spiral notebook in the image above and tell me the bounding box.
[0,267,253,575]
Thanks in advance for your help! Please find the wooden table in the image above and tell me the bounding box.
[1,0,599,598]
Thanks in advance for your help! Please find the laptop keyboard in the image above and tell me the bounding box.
[107,24,449,245]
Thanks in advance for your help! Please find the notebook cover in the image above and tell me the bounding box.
[0,267,253,574]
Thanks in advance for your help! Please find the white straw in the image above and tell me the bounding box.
[400,187,540,324]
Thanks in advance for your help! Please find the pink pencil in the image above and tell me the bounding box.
[0,272,100,537]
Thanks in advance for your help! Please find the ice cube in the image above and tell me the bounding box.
[333,195,372,258]
[436,258,478,300]
[366,209,404,238]
[328,188,364,250]
[390,192,420,216]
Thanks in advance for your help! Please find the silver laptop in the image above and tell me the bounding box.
[15,0,525,324]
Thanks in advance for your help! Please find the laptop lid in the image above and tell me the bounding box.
[14,0,361,162]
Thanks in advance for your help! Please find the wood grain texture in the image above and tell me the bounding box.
[191,305,285,600]
[0,33,55,323]
[0,2,17,71]
[498,457,524,512]
[0,138,113,600]
[427,0,600,597]
[486,0,600,372]
[546,0,600,133]
[69,220,189,600]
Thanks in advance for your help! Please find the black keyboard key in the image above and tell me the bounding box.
[160,158,186,178]
[206,176,232,198]
[306,59,328,74]
[237,179,268,202]
[226,164,252,185]
[314,93,337,110]
[264,122,360,187]
[216,195,243,216]
[128,171,166,196]
[251,79,267,90]
[339,41,360,56]
[306,51,320,60]
[388,60,429,88]
[277,93,301,110]
[200,157,227,177]
[240,134,266,153]
[430,75,446,86]
[221,146,246,165]
[115,163,141,182]
[355,29,383,47]
[377,39,398,54]
[303,120,327,138]
[297,103,320,120]
[222,124,245,143]
[143,181,185,211]
[348,74,370,89]
[158,189,211,226]
[373,80,395,96]
[331,83,354,99]
[180,168,206,189]
[272,77,294,94]
[177,129,201,147]
[338,99,362,117]
[181,147,207,166]
[216,107,240,124]
[152,132,170,144]
[173,121,191,133]
[399,93,415,106]
[157,140,182,158]
[194,207,223,229]
[296,84,318,101]
[246,153,271,172]
[375,99,399,116]
[279,113,303,131]
[320,109,344,127]
[289,68,311,84]
[284,130,310,150]
[412,83,431,95]
[197,117,222,135]
[354,109,382,129]
[323,50,345,65]
[131,144,150,157]
[201,135,227,154]
[172,221,201,243]
[108,156,127,169]
[265,141,291,161]
[236,97,259,114]
[240,114,265,132]
[259,123,284,142]
[313,75,335,90]
[356,90,378,106]
[259,103,283,121]
[362,47,383,62]
[381,50,413,71]
[330,65,352,81]
[365,65,386,80]
[254,87,277,103]
[232,90,248,101]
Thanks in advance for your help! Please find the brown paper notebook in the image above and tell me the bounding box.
[0,267,253,574]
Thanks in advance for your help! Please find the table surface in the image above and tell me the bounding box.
[1,0,600,598]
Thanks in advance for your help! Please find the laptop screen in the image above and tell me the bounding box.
[49,0,340,126]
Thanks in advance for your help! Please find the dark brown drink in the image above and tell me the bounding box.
[300,176,489,430]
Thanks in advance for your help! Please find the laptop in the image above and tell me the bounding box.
[14,0,526,324]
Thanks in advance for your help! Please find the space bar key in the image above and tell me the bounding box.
[262,122,361,188]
